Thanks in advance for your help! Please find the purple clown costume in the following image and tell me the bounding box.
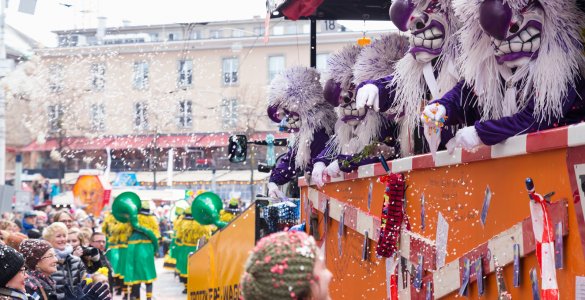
[311,35,409,187]
[355,0,462,156]
[266,66,336,198]
[420,0,585,151]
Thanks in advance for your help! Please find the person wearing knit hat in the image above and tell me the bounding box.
[240,231,332,300]
[0,244,28,300]
[19,239,58,300]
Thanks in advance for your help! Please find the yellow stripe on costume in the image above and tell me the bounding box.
[124,279,157,285]
[128,239,153,245]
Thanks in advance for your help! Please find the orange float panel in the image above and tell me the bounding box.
[301,145,585,299]
[187,205,256,300]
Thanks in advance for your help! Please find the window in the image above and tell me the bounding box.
[273,26,284,35]
[222,57,239,85]
[316,53,329,73]
[177,60,193,87]
[210,30,221,39]
[134,102,148,130]
[149,33,159,42]
[133,61,149,90]
[302,24,310,34]
[253,26,265,36]
[220,98,238,129]
[48,104,63,133]
[177,100,192,128]
[192,31,201,40]
[232,29,244,38]
[268,55,285,83]
[90,104,106,131]
[91,63,106,91]
[285,25,297,35]
[48,64,64,93]
[168,33,176,41]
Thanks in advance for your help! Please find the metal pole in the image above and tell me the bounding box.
[310,18,316,68]
[153,133,158,190]
[249,145,255,202]
[0,0,7,185]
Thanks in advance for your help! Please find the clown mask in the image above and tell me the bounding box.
[267,104,302,133]
[390,0,449,63]
[479,0,544,68]
[323,79,367,127]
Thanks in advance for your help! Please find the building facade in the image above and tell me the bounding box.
[6,17,390,197]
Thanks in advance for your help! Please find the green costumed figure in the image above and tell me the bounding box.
[102,212,132,296]
[113,192,160,300]
[163,212,182,271]
[174,207,214,293]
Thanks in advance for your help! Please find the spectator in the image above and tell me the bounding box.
[20,239,58,300]
[35,211,49,232]
[0,220,18,233]
[42,222,86,299]
[52,211,75,230]
[79,228,93,246]
[21,211,37,235]
[5,232,27,250]
[27,229,42,239]
[240,231,332,300]
[0,244,28,300]
[89,232,113,288]
[67,228,87,257]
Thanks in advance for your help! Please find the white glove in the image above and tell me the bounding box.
[311,162,327,188]
[446,126,483,154]
[355,84,380,111]
[268,182,285,199]
[325,160,341,178]
[420,103,446,125]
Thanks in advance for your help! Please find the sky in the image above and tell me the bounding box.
[5,0,394,47]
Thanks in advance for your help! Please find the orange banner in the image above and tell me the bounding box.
[187,204,256,300]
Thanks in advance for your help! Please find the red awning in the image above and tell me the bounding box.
[196,133,231,148]
[108,136,154,150]
[156,135,204,148]
[20,138,81,152]
[19,132,291,152]
[68,137,114,150]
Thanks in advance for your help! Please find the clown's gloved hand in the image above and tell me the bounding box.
[311,162,327,188]
[325,160,341,178]
[421,103,446,125]
[421,103,447,150]
[446,126,483,154]
[356,84,380,111]
[268,182,285,200]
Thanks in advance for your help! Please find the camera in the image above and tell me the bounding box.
[81,246,100,262]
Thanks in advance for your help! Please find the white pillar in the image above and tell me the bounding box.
[166,148,174,188]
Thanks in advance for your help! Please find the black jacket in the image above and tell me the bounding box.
[0,287,30,300]
[51,255,86,300]
[25,270,57,300]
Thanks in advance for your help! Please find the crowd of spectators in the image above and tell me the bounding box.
[0,205,111,300]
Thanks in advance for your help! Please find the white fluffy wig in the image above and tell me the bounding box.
[390,0,461,144]
[267,66,337,169]
[454,0,585,121]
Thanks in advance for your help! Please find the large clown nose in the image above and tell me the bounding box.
[479,0,513,40]
[389,0,416,32]
[266,104,281,123]
[323,79,341,107]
